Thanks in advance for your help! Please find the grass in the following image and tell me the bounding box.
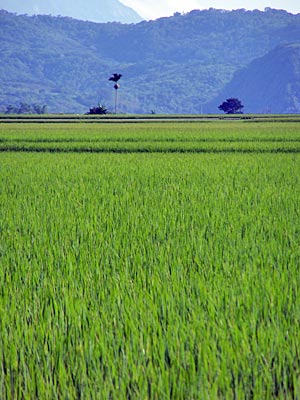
[0,120,300,398]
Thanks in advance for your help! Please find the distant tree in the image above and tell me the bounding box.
[109,73,122,114]
[18,102,32,114]
[87,103,108,115]
[5,105,17,114]
[32,104,47,114]
[218,98,244,114]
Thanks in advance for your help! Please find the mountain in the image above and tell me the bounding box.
[0,8,300,114]
[206,43,300,114]
[0,0,142,23]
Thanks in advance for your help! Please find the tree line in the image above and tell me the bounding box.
[4,103,47,114]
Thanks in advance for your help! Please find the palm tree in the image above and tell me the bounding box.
[109,73,122,114]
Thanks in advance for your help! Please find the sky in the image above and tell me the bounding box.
[120,0,300,20]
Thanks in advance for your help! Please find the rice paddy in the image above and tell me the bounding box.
[0,119,299,398]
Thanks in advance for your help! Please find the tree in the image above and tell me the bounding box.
[87,103,108,115]
[32,104,47,114]
[109,73,122,114]
[218,98,244,114]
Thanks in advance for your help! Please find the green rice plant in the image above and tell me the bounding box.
[1,121,300,153]
[0,121,300,398]
[1,121,300,144]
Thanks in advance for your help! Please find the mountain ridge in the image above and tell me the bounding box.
[0,8,300,113]
[0,0,142,23]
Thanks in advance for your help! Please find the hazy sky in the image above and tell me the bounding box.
[121,0,300,19]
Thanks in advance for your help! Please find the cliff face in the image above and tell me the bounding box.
[207,44,300,114]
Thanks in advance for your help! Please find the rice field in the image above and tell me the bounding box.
[0,120,300,398]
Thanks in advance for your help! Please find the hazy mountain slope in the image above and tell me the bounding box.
[206,43,300,113]
[0,0,142,23]
[0,8,300,113]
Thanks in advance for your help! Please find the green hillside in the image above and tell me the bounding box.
[0,8,300,113]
